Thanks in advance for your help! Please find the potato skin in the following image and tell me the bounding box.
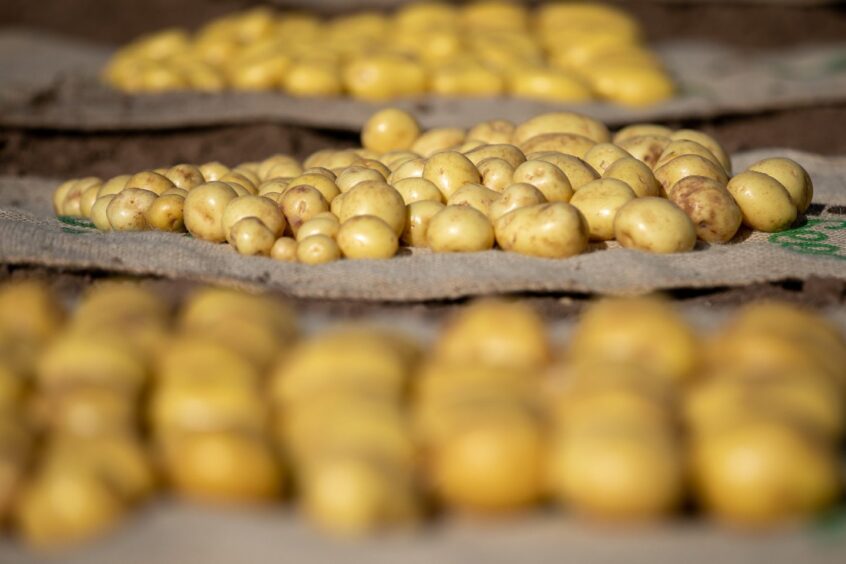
[726,171,797,233]
[494,202,588,258]
[614,198,697,253]
[427,206,495,253]
[668,176,742,243]
[747,157,813,213]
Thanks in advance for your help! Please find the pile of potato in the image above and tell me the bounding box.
[53,108,812,264]
[103,1,674,106]
[0,279,843,547]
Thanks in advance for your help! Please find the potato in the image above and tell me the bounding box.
[507,67,592,102]
[612,124,673,144]
[283,59,341,96]
[89,196,115,231]
[583,143,631,176]
[431,60,505,96]
[270,237,298,262]
[668,176,742,243]
[97,175,131,198]
[671,129,731,174]
[258,155,301,180]
[78,183,102,219]
[258,178,291,197]
[219,172,257,195]
[403,200,445,247]
[433,411,544,513]
[337,215,399,260]
[336,166,385,193]
[447,183,500,217]
[165,164,205,190]
[125,170,176,196]
[106,188,158,231]
[388,157,427,184]
[747,157,813,213]
[361,108,421,153]
[602,156,661,198]
[62,178,100,217]
[297,234,341,265]
[518,133,595,159]
[344,54,426,100]
[467,119,515,145]
[338,180,406,235]
[654,154,729,197]
[614,198,697,253]
[476,157,515,192]
[512,160,574,202]
[464,144,526,168]
[184,182,238,242]
[588,64,674,107]
[427,206,495,253]
[199,161,230,182]
[531,152,599,190]
[161,187,188,198]
[422,151,481,199]
[513,112,610,145]
[655,139,724,172]
[411,128,466,158]
[145,193,186,232]
[570,179,636,241]
[391,177,444,205]
[616,135,670,168]
[381,150,420,170]
[547,425,683,521]
[489,183,546,220]
[691,417,840,526]
[229,217,275,256]
[221,195,286,244]
[296,216,340,241]
[286,173,340,203]
[495,202,588,258]
[726,171,797,233]
[53,180,77,215]
[281,185,330,235]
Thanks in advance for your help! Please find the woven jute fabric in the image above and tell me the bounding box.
[2,29,846,131]
[0,149,844,301]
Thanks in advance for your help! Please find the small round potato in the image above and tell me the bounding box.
[125,170,175,196]
[603,156,661,198]
[361,108,421,153]
[668,176,742,243]
[570,179,636,241]
[614,198,697,253]
[270,237,298,262]
[411,127,466,157]
[467,119,515,145]
[388,157,427,183]
[166,164,205,190]
[476,157,515,192]
[285,173,340,203]
[670,129,731,173]
[297,234,341,265]
[392,177,444,204]
[296,216,340,241]
[90,196,115,231]
[199,161,230,182]
[97,175,131,198]
[336,166,386,193]
[583,143,631,176]
[281,185,330,235]
[512,112,610,145]
[464,144,526,168]
[184,181,239,242]
[221,195,286,243]
[512,160,574,202]
[494,202,588,258]
[337,215,399,260]
[427,206,495,253]
[655,139,724,172]
[422,151,481,199]
[518,133,596,159]
[615,135,670,169]
[338,181,406,235]
[230,217,275,256]
[106,188,158,231]
[654,154,728,197]
[489,183,546,220]
[726,171,797,232]
[447,183,500,217]
[532,152,599,190]
[612,124,673,144]
[145,194,186,232]
[403,200,445,247]
[747,157,813,213]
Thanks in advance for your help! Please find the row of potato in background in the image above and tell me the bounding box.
[0,279,843,547]
[104,1,674,105]
[52,109,812,263]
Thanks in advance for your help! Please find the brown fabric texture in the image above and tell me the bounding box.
[0,149,844,301]
[2,29,846,131]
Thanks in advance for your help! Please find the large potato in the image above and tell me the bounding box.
[616,135,670,169]
[422,151,481,198]
[512,159,574,203]
[338,180,406,235]
[747,157,813,213]
[614,198,697,253]
[494,203,588,258]
[602,156,661,198]
[726,171,797,233]
[654,154,728,196]
[668,176,742,243]
[512,112,610,145]
[361,108,421,153]
[427,205,495,252]
[518,133,596,159]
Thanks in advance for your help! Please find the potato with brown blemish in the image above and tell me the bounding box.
[145,194,186,232]
[422,151,481,199]
[221,195,286,243]
[583,143,631,176]
[184,181,239,242]
[447,183,500,218]
[467,119,515,145]
[476,157,515,192]
[106,188,158,231]
[166,164,205,190]
[616,135,670,169]
[668,176,742,243]
[654,154,728,197]
[512,159,574,202]
[281,185,330,235]
[495,202,588,258]
[614,198,697,253]
[125,170,176,196]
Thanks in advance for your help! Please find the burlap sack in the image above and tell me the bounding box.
[2,29,846,131]
[0,149,843,301]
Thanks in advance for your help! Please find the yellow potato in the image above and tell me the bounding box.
[53,179,77,215]
[476,157,515,192]
[422,151,481,198]
[489,183,546,220]
[512,112,610,145]
[612,124,673,144]
[588,64,674,107]
[671,129,731,174]
[430,60,505,96]
[161,187,188,198]
[337,215,399,260]
[427,205,495,252]
[656,151,728,191]
[388,157,427,184]
[570,179,636,241]
[229,217,275,256]
[270,237,298,262]
[614,197,697,253]
[296,234,341,265]
[259,156,302,181]
[494,202,588,258]
[296,216,340,241]
[381,150,421,170]
[281,185,330,235]
[747,157,813,213]
[287,173,340,203]
[518,133,596,159]
[62,177,100,217]
[655,139,724,173]
[726,171,797,233]
[219,172,257,195]
[361,108,421,153]
[615,135,671,169]
[221,195,286,243]
[583,143,632,176]
[106,188,158,231]
[145,193,185,232]
[165,164,205,190]
[283,60,341,97]
[258,178,291,197]
[392,177,444,204]
[668,176,742,243]
[343,54,426,100]
[338,181,406,235]
[602,156,661,198]
[125,170,176,196]
[467,119,515,145]
[229,52,290,90]
[403,200,445,247]
[199,161,230,182]
[336,166,386,193]
[78,183,102,219]
[447,183,500,217]
[464,144,526,168]
[183,181,238,242]
[507,67,592,102]
[411,128,467,157]
[512,159,574,202]
[530,152,599,190]
[97,175,131,198]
